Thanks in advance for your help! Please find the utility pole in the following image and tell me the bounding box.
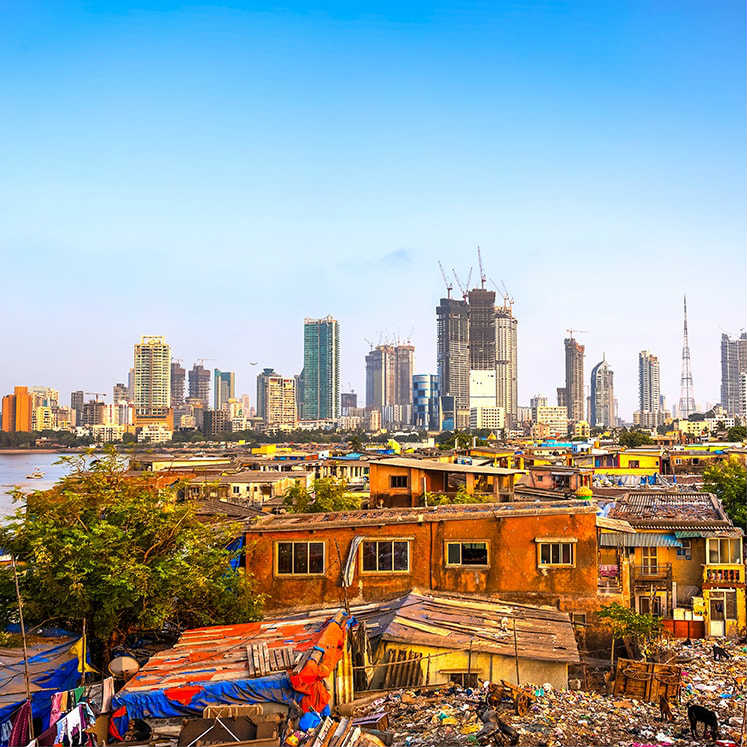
[12,557,34,740]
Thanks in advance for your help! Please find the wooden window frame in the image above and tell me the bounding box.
[389,475,408,489]
[535,537,577,568]
[444,540,490,568]
[360,538,411,575]
[707,538,742,565]
[274,540,326,577]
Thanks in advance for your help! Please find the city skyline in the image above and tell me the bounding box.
[0,3,744,417]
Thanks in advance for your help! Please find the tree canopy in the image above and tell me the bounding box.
[726,425,747,442]
[703,457,746,527]
[0,451,262,659]
[618,429,653,448]
[282,477,360,513]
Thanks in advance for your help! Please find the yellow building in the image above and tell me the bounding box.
[607,491,745,637]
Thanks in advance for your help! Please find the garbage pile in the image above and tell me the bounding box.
[350,639,746,746]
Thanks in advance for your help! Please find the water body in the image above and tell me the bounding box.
[0,452,79,517]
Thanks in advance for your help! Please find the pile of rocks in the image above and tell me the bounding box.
[351,639,746,746]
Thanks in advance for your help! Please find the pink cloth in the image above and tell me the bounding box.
[49,692,65,727]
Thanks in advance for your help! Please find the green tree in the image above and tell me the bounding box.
[597,602,661,662]
[618,429,652,447]
[283,477,360,513]
[427,486,494,505]
[703,457,746,527]
[0,450,262,661]
[726,425,747,442]
[347,432,364,452]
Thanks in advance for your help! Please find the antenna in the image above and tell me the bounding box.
[437,261,453,299]
[678,294,696,418]
[477,245,486,289]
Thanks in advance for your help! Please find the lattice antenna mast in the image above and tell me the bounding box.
[678,295,696,417]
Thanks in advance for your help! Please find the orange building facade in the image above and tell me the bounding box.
[1,386,32,432]
[244,501,611,622]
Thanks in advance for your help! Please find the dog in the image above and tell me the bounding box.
[687,703,719,740]
[713,643,730,661]
[658,695,673,722]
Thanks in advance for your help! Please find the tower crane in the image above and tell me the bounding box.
[566,329,588,339]
[85,392,106,402]
[477,245,486,289]
[363,337,375,350]
[437,261,453,299]
[452,268,466,299]
[195,358,214,367]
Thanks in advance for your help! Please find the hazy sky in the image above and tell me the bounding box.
[1,1,744,419]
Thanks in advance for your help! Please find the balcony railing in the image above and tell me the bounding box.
[632,563,672,583]
[704,566,744,584]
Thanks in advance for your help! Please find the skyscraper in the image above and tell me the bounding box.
[590,356,614,428]
[134,336,171,418]
[1,387,32,433]
[365,345,395,410]
[564,337,585,422]
[113,383,129,403]
[341,392,357,414]
[394,344,414,406]
[71,390,84,424]
[170,362,185,407]
[467,288,496,370]
[256,368,278,421]
[213,369,235,411]
[261,374,297,428]
[188,363,211,408]
[436,297,469,414]
[720,332,747,415]
[638,350,661,426]
[495,303,518,425]
[303,316,340,420]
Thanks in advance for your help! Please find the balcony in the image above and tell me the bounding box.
[703,565,744,585]
[632,563,672,584]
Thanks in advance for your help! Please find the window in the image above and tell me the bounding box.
[362,540,409,572]
[628,460,640,468]
[708,538,742,564]
[709,591,737,621]
[445,672,478,688]
[233,485,240,494]
[538,542,575,566]
[571,612,587,626]
[390,475,408,488]
[676,539,692,560]
[276,541,325,575]
[446,541,489,567]
[642,547,658,574]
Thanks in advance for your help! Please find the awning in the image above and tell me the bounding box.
[675,530,743,539]
[600,532,682,548]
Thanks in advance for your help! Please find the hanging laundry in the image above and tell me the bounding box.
[8,701,31,747]
[101,678,114,714]
[49,692,67,727]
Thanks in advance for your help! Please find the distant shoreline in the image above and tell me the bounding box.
[0,449,69,455]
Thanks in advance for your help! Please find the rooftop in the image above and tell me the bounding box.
[608,491,734,530]
[188,470,301,485]
[370,457,524,475]
[246,500,596,532]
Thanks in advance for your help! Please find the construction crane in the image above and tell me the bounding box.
[85,392,106,402]
[477,245,486,289]
[363,337,375,350]
[195,358,214,367]
[566,329,588,339]
[437,261,453,299]
[452,268,466,299]
[490,278,515,313]
[465,266,473,292]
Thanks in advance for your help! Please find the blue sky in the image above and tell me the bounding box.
[1,1,744,418]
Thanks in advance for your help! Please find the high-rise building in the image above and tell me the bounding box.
[170,362,185,407]
[188,363,211,408]
[1,386,33,432]
[436,298,469,413]
[530,395,547,411]
[113,383,129,403]
[261,374,297,428]
[213,369,235,411]
[533,405,569,436]
[739,372,747,422]
[495,304,518,425]
[556,387,567,408]
[71,390,85,424]
[678,296,696,419]
[341,392,357,414]
[394,344,414,406]
[303,316,340,420]
[202,409,231,437]
[134,336,171,418]
[412,374,440,431]
[564,337,585,422]
[720,332,747,415]
[468,289,496,370]
[469,370,497,410]
[365,345,395,410]
[127,368,135,401]
[295,371,304,420]
[590,356,614,428]
[638,350,661,427]
[256,368,278,421]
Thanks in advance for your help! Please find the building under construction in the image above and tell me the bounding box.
[467,288,496,370]
[564,337,585,422]
[436,297,469,418]
[495,302,518,425]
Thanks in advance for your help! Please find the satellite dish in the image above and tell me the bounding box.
[108,655,140,680]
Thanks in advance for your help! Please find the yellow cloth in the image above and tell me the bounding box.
[69,637,98,674]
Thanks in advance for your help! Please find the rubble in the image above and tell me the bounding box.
[348,639,747,746]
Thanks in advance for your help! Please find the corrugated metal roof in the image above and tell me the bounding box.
[675,529,744,538]
[600,532,682,548]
